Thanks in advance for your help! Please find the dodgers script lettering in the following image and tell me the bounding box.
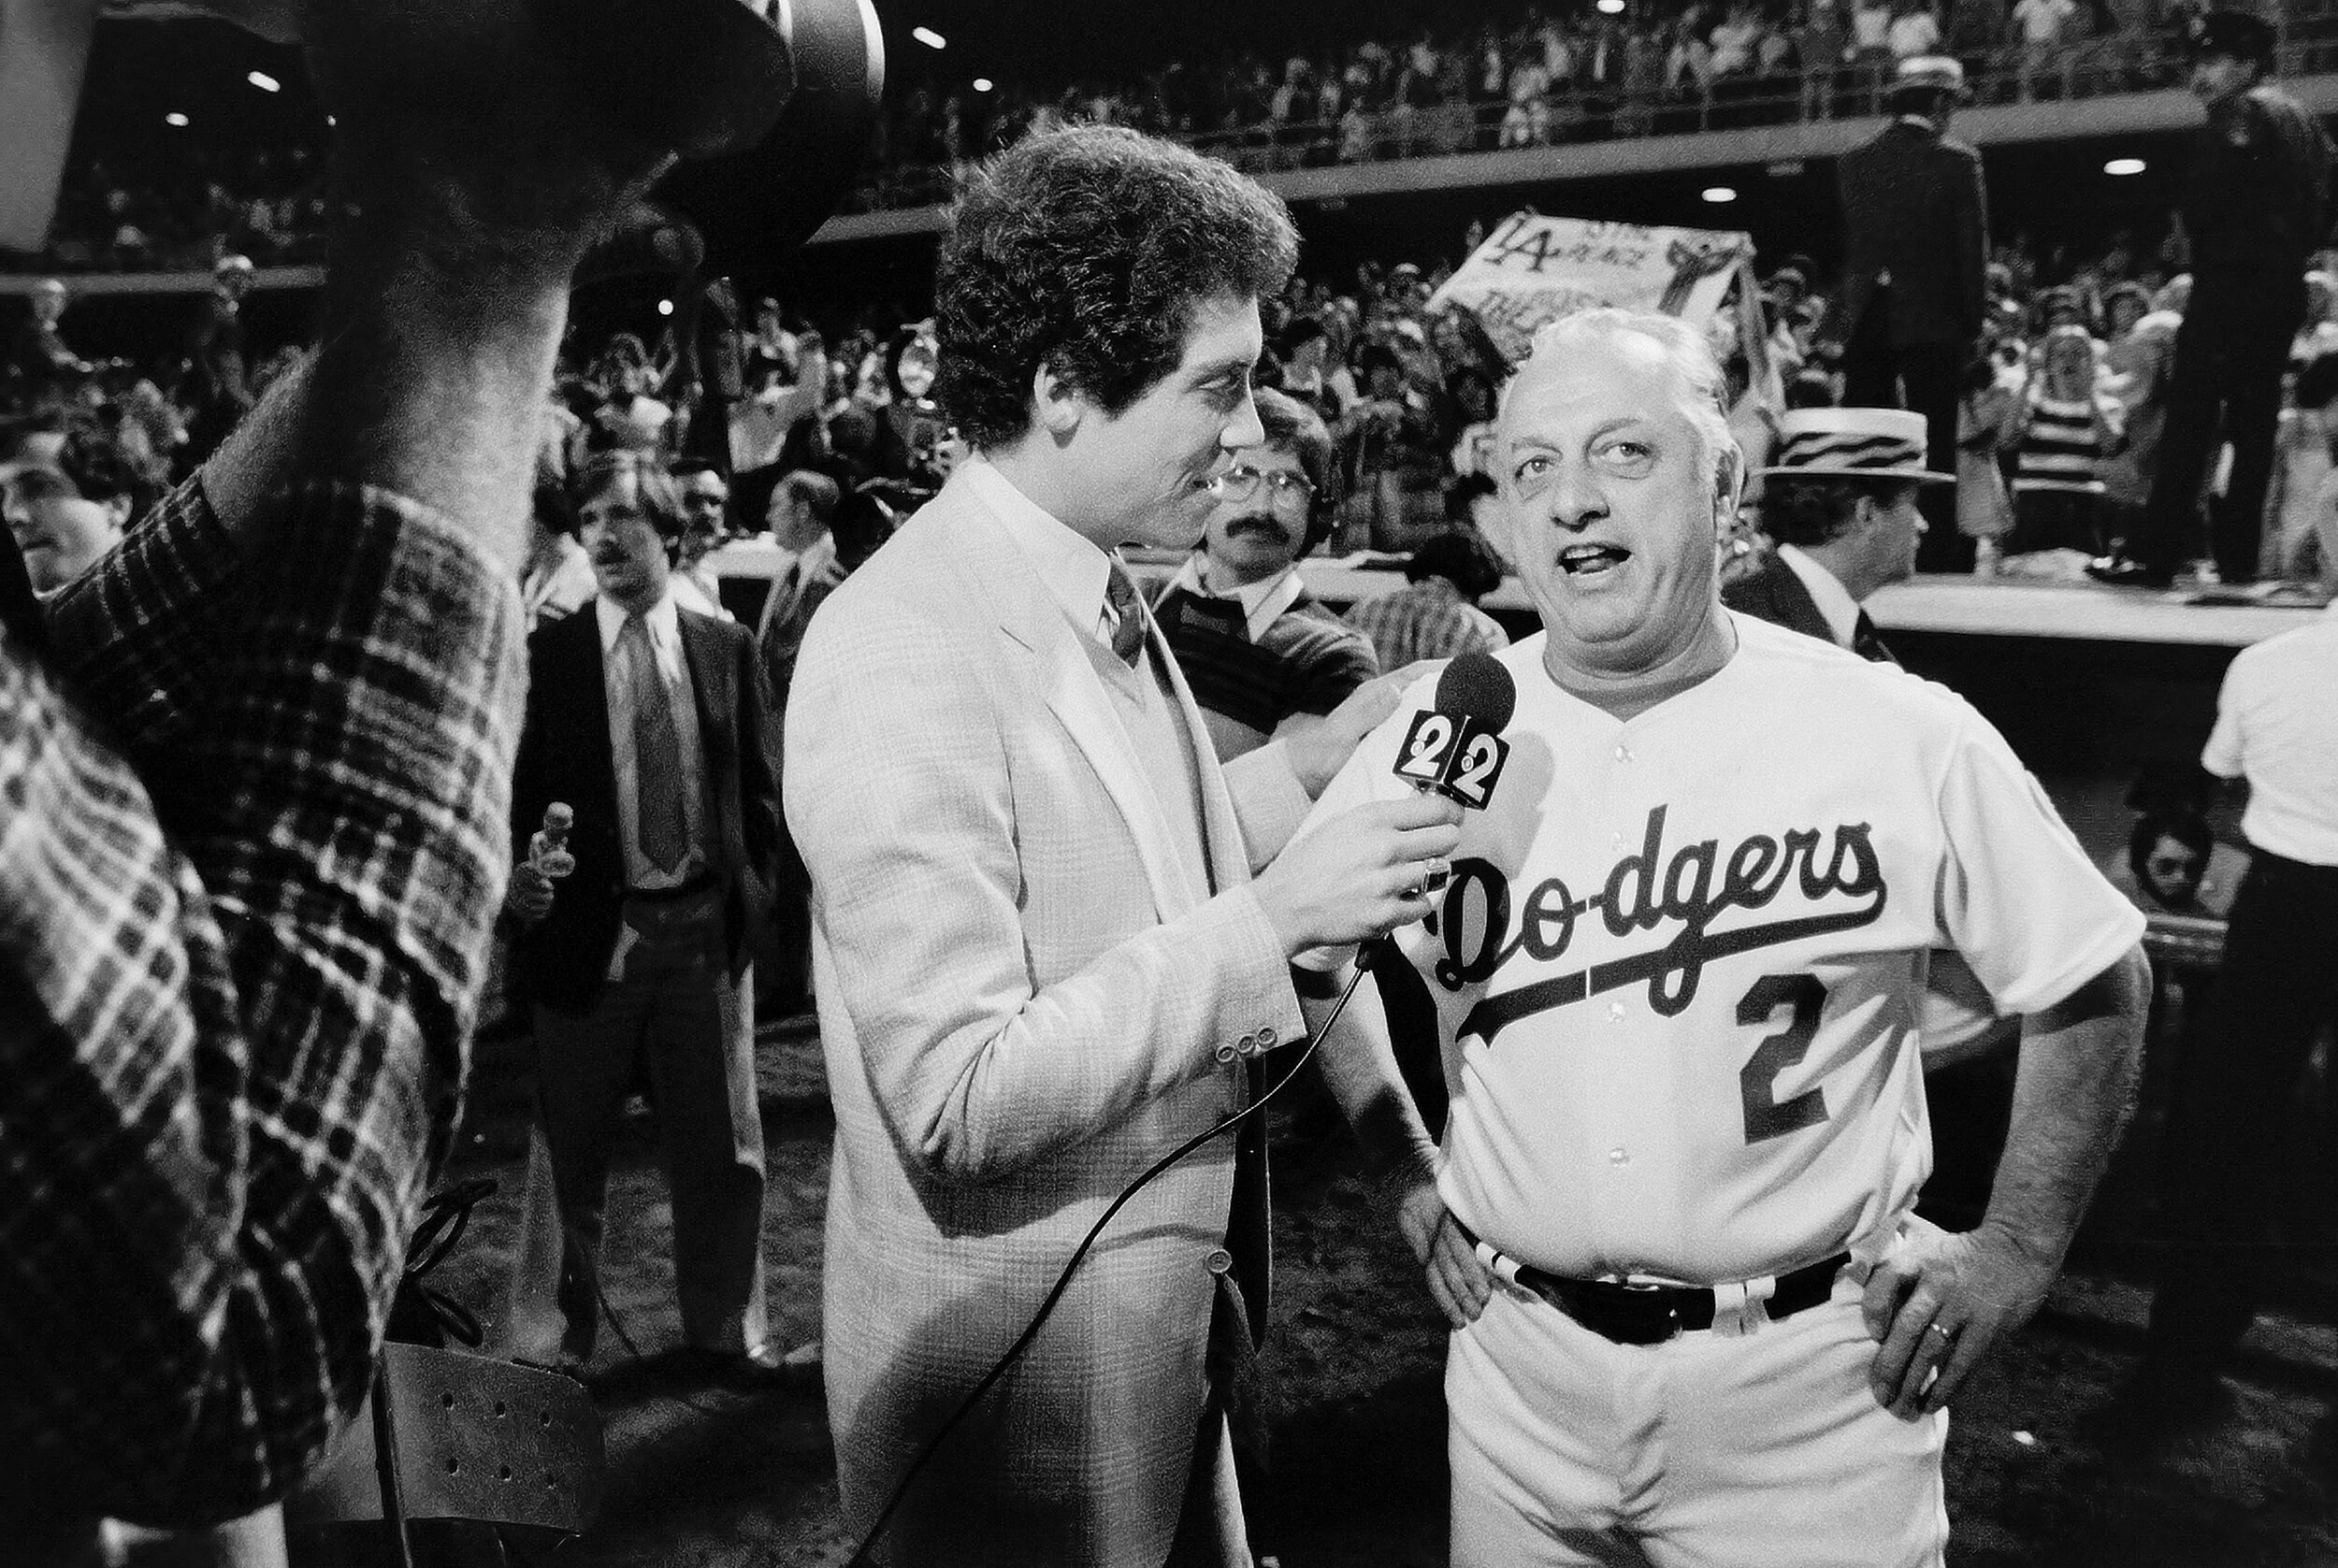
[1432,806,1887,1042]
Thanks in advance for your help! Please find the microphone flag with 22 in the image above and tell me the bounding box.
[1392,653,1515,813]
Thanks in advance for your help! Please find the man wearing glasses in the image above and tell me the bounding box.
[1154,385,1381,760]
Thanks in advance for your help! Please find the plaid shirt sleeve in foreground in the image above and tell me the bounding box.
[0,475,524,1525]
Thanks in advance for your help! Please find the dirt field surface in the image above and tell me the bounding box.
[413,1013,2338,1568]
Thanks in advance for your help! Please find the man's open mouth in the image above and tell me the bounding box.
[1558,543,1630,577]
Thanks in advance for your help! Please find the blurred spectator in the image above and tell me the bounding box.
[0,420,137,596]
[2264,351,2338,583]
[1826,54,1990,570]
[2100,278,2178,554]
[1343,527,1512,667]
[8,281,86,401]
[1958,351,2022,568]
[1152,387,1378,761]
[2096,9,2334,586]
[521,466,597,632]
[182,252,254,466]
[670,458,738,622]
[2011,323,2125,555]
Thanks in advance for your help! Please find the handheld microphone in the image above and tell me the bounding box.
[1393,651,1516,811]
[528,802,576,880]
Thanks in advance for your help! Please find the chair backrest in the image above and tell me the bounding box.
[284,1344,603,1535]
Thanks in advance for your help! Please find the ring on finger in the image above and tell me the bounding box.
[1418,856,1452,894]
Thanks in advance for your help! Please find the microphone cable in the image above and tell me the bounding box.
[844,950,1383,1568]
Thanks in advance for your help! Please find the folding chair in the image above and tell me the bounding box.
[283,1344,602,1566]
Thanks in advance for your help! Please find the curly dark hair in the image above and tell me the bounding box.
[933,124,1299,450]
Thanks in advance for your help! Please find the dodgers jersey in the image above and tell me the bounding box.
[1305,614,2143,1286]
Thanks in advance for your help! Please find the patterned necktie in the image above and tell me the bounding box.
[1852,610,1893,666]
[622,614,688,873]
[1104,564,1147,668]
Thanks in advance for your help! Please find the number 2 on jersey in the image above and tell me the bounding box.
[1737,972,1829,1144]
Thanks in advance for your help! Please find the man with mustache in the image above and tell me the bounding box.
[1154,385,1381,762]
[501,449,792,1387]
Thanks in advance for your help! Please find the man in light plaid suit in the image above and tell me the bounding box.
[786,125,1464,1566]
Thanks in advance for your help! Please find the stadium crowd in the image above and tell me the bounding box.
[16,221,2338,598]
[12,0,2329,270]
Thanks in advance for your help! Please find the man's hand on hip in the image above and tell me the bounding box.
[1862,1217,2057,1420]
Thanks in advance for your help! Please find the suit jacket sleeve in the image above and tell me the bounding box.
[787,605,1299,1185]
[730,619,782,896]
[1954,145,1990,345]
[1224,741,1315,872]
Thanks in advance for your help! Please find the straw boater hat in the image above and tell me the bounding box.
[1887,54,1970,102]
[1756,409,1955,484]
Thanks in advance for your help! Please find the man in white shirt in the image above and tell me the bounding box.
[1725,407,1946,663]
[2108,599,2338,1440]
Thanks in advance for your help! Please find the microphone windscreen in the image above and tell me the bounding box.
[1434,653,1516,736]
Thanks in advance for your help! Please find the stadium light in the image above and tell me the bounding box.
[2104,157,2146,176]
[248,70,281,93]
[1597,0,1626,14]
[913,24,945,48]
[1701,185,1737,203]
[166,111,190,127]
[657,298,674,316]
[973,77,994,92]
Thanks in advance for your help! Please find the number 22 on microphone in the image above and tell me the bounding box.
[1393,712,1509,811]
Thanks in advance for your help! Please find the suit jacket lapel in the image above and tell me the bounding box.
[939,481,1205,921]
[1147,616,1252,896]
[555,608,622,847]
[676,609,733,766]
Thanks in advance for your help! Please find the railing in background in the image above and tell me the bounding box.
[842,8,2338,216]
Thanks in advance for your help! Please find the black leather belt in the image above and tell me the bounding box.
[1513,1253,1851,1346]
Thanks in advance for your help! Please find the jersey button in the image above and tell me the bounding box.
[1607,1000,1626,1022]
[1205,1247,1234,1275]
[1609,1147,1630,1166]
[1613,743,1632,763]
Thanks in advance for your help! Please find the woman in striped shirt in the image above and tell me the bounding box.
[2012,324,2125,556]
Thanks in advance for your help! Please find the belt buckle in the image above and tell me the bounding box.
[1599,1280,1682,1346]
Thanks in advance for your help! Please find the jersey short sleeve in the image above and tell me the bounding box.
[2201,655,2249,780]
[1934,700,2145,1016]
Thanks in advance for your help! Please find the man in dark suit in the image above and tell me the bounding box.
[1822,55,1988,572]
[503,448,791,1383]
[1727,408,1949,662]
[2091,8,2333,588]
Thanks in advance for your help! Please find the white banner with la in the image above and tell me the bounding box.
[1429,212,1783,486]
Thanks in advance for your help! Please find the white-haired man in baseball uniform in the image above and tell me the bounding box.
[1302,307,2150,1566]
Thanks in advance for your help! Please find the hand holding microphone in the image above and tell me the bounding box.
[1254,654,1518,956]
[1252,791,1465,956]
[506,802,573,923]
